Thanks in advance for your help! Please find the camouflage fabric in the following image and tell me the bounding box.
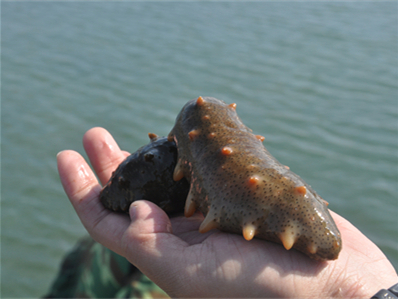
[44,236,169,299]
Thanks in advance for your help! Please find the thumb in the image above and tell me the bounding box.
[129,199,173,236]
[121,200,188,284]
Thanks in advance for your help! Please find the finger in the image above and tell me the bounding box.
[83,127,130,185]
[57,150,130,255]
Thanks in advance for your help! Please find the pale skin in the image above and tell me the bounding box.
[57,127,397,298]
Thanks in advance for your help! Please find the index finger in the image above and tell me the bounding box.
[83,127,130,185]
[57,150,130,255]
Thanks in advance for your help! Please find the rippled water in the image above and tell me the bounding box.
[2,2,397,297]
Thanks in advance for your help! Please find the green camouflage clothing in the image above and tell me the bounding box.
[44,236,169,299]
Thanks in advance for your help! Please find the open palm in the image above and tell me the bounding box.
[57,127,397,298]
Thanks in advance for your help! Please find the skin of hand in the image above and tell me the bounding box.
[57,127,397,298]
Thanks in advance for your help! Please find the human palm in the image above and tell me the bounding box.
[57,127,397,298]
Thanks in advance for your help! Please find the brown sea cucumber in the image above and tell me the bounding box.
[168,96,341,260]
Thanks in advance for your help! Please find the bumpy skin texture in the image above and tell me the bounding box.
[168,97,342,260]
[100,134,189,216]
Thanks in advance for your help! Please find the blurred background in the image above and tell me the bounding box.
[2,2,397,297]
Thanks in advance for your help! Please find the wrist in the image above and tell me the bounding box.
[327,261,398,299]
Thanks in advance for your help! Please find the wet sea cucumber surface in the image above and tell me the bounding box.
[168,97,342,260]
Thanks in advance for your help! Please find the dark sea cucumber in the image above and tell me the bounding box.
[100,134,189,216]
[168,96,342,260]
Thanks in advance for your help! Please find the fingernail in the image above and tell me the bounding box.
[56,150,65,158]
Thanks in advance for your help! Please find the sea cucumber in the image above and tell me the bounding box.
[168,96,342,260]
[100,134,189,216]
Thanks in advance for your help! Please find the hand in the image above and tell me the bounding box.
[57,127,397,298]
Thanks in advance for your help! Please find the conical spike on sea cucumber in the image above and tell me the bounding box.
[279,227,298,250]
[196,96,205,106]
[188,129,200,141]
[148,132,158,141]
[221,146,233,156]
[247,176,260,186]
[228,103,237,110]
[199,210,218,233]
[242,223,257,241]
[307,243,318,254]
[167,134,174,142]
[255,135,265,142]
[295,186,307,196]
[173,159,185,181]
[184,188,197,217]
[208,132,216,139]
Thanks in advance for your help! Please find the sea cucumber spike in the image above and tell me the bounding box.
[221,146,233,156]
[308,243,317,254]
[247,164,258,171]
[295,186,307,196]
[202,115,210,120]
[167,134,174,142]
[184,189,196,217]
[322,199,329,206]
[248,176,260,186]
[284,165,290,170]
[199,210,218,233]
[144,153,154,162]
[208,132,216,139]
[173,160,185,181]
[242,223,256,241]
[148,132,158,141]
[255,135,265,142]
[279,227,297,250]
[118,175,125,184]
[188,129,200,141]
[333,240,340,249]
[228,103,237,110]
[196,96,205,106]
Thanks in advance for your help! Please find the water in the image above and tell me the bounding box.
[2,2,397,297]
